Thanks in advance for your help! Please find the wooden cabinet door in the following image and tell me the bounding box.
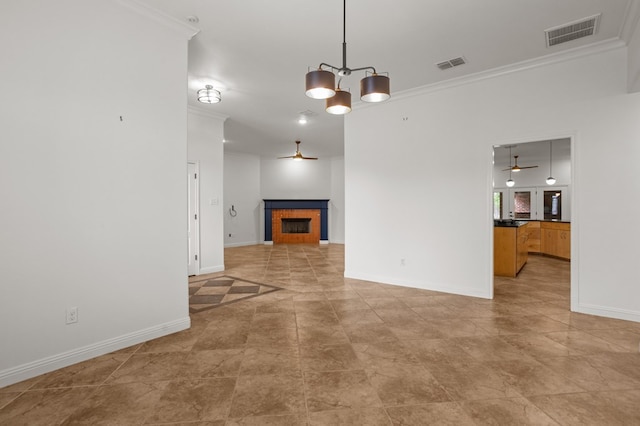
[516,225,528,272]
[557,230,571,259]
[541,229,557,256]
[527,221,540,253]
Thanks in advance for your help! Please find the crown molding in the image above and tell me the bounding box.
[188,105,229,121]
[114,0,199,40]
[354,38,626,109]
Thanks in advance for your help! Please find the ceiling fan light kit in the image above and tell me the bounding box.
[501,144,559,188]
[305,0,390,115]
[278,141,318,161]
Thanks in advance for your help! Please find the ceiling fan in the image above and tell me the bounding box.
[278,140,318,161]
[502,154,538,172]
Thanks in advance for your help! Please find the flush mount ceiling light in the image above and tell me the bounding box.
[197,85,221,104]
[546,140,556,185]
[277,141,318,161]
[305,0,390,115]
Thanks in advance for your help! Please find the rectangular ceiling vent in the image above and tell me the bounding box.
[436,56,466,71]
[545,14,600,47]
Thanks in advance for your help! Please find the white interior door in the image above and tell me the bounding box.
[187,163,199,275]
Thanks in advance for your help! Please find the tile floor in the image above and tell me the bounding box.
[1,244,640,425]
[189,275,282,313]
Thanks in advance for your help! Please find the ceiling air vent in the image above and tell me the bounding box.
[436,56,466,71]
[545,14,600,47]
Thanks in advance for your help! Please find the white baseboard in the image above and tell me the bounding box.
[0,317,191,388]
[320,240,329,245]
[224,240,259,248]
[343,270,492,299]
[574,302,640,323]
[263,241,274,245]
[199,265,224,274]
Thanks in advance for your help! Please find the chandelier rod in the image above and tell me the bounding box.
[342,0,347,71]
[317,0,377,76]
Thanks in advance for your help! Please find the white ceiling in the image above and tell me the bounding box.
[138,0,637,159]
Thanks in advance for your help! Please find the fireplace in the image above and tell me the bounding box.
[263,199,329,244]
[282,218,311,234]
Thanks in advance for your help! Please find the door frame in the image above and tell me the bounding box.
[188,162,200,276]
[491,134,576,308]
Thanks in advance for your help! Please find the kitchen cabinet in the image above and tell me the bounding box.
[494,222,529,277]
[540,222,571,260]
[526,221,541,253]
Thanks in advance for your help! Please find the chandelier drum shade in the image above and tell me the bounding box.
[305,70,336,99]
[360,73,390,102]
[305,0,390,114]
[197,85,221,104]
[326,88,352,115]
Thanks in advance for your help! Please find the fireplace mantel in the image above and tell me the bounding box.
[263,199,329,244]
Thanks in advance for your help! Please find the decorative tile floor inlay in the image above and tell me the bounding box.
[189,275,281,313]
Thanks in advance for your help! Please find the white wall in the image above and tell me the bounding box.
[224,152,261,246]
[0,0,195,386]
[188,108,226,273]
[345,43,640,323]
[260,157,333,199]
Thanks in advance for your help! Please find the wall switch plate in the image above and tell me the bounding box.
[66,307,78,324]
[210,198,219,205]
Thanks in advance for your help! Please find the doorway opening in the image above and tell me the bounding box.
[491,138,573,304]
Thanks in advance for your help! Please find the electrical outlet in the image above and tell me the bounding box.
[66,307,78,324]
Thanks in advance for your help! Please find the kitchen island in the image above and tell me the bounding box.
[494,220,529,277]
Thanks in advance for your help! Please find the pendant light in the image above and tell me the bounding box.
[546,140,556,185]
[506,146,515,187]
[305,0,390,114]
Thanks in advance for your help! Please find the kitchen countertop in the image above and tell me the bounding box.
[494,219,571,227]
[494,220,528,227]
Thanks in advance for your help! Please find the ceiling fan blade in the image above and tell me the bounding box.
[519,165,538,169]
[301,156,318,160]
[277,156,294,159]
